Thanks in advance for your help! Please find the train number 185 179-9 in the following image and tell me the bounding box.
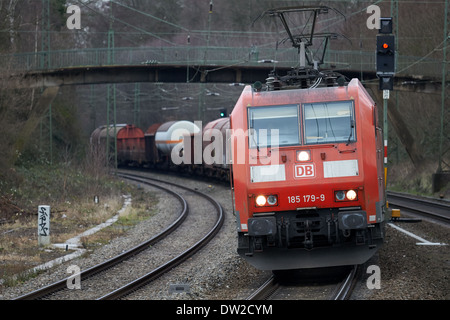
[287,194,325,204]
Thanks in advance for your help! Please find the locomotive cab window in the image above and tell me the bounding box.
[303,101,356,145]
[248,105,299,148]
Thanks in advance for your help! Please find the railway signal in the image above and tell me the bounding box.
[376,18,395,198]
[219,108,227,118]
[379,17,393,34]
[377,35,395,73]
[376,18,395,90]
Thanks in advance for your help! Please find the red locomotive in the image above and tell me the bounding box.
[229,79,386,270]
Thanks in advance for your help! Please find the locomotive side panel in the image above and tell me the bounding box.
[350,80,386,224]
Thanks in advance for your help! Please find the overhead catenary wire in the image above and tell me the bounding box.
[75,0,178,46]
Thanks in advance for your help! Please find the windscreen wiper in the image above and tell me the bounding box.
[346,120,355,146]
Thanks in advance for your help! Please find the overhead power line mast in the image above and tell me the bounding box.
[41,0,50,69]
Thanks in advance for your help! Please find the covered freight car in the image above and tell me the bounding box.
[90,124,145,165]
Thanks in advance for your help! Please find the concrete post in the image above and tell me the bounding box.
[38,205,50,246]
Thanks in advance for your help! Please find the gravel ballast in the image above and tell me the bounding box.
[1,171,448,300]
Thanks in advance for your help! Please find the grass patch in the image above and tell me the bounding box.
[388,161,449,198]
[3,163,132,213]
[0,163,159,288]
[79,191,158,251]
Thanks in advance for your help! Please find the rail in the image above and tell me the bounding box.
[245,275,279,300]
[333,265,358,300]
[247,265,359,300]
[387,191,450,223]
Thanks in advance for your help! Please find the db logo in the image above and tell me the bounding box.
[295,164,315,178]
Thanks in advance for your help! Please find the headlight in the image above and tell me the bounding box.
[267,195,278,205]
[335,191,346,201]
[335,189,358,201]
[256,195,267,206]
[346,190,357,201]
[255,194,278,207]
[297,150,311,162]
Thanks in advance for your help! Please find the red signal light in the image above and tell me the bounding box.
[383,43,389,49]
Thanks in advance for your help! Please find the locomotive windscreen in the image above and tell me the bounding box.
[248,105,299,148]
[303,101,356,145]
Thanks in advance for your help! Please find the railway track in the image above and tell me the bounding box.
[333,265,359,300]
[98,172,224,300]
[14,171,224,300]
[387,191,450,223]
[246,265,359,300]
[246,192,448,301]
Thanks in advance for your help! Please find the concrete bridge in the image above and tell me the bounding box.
[3,46,445,94]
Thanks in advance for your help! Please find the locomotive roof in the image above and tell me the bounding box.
[234,78,374,109]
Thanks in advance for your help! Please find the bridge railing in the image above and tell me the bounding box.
[326,50,443,79]
[2,46,442,79]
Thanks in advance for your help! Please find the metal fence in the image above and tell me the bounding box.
[2,46,442,79]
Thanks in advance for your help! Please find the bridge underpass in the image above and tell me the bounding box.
[4,45,445,90]
[7,63,446,95]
